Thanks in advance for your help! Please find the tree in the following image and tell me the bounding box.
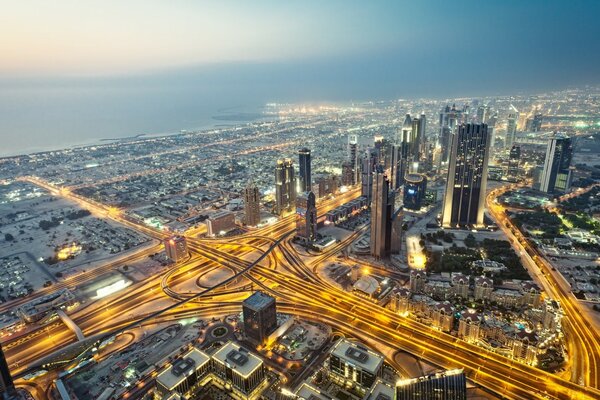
[4,233,14,242]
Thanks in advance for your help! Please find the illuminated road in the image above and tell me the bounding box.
[486,183,600,389]
[6,176,600,400]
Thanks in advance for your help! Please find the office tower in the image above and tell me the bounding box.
[396,369,467,400]
[0,344,16,399]
[389,144,402,190]
[403,173,427,211]
[243,182,260,227]
[476,105,488,124]
[508,145,521,179]
[296,191,317,243]
[155,347,211,398]
[505,113,518,149]
[298,148,312,193]
[348,136,359,185]
[417,112,427,162]
[164,236,188,263]
[275,158,296,215]
[539,134,573,193]
[206,210,236,236]
[327,339,384,392]
[487,113,498,147]
[397,114,415,186]
[341,161,354,186]
[212,342,267,398]
[441,123,490,228]
[438,104,463,165]
[370,171,395,258]
[242,291,277,345]
[361,148,379,203]
[525,113,543,132]
[390,209,404,254]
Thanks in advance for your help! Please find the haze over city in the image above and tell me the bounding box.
[0,2,600,400]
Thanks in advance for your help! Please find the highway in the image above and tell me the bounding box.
[3,176,599,400]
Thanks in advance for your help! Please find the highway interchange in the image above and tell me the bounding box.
[3,177,600,400]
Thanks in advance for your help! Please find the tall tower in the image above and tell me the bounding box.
[348,135,360,186]
[539,134,573,193]
[370,171,395,259]
[275,159,296,215]
[244,182,261,226]
[298,148,312,193]
[398,114,413,186]
[508,145,521,179]
[439,104,462,165]
[442,123,490,228]
[505,113,518,149]
[296,191,318,243]
[361,148,379,203]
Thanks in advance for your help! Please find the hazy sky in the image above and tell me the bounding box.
[1,1,600,155]
[2,0,599,87]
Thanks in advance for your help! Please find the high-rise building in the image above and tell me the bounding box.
[370,171,395,258]
[298,148,312,193]
[403,173,427,211]
[395,369,467,400]
[206,210,236,236]
[275,159,296,215]
[296,191,317,243]
[242,291,277,345]
[538,134,573,193]
[438,104,465,165]
[525,113,543,132]
[348,137,359,186]
[165,236,188,263]
[505,112,518,149]
[212,342,267,398]
[341,161,354,186]
[398,114,414,185]
[487,113,498,147]
[476,105,489,124]
[0,344,16,399]
[508,145,521,179]
[243,182,261,227]
[441,123,490,228]
[327,339,384,393]
[361,148,379,203]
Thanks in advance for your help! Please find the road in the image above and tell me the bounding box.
[3,176,599,400]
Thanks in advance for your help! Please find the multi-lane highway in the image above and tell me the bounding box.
[4,177,600,400]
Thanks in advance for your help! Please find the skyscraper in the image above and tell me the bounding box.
[165,236,188,263]
[361,147,379,203]
[298,148,312,193]
[396,369,467,400]
[476,105,488,124]
[242,291,277,345]
[438,104,464,165]
[403,173,427,211]
[525,113,543,132]
[508,145,521,180]
[505,112,518,149]
[397,113,413,185]
[243,182,260,227]
[370,171,395,258]
[275,158,296,215]
[441,123,490,228]
[296,191,317,243]
[539,134,573,193]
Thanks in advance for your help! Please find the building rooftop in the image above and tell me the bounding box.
[156,347,210,391]
[330,339,384,374]
[295,383,332,400]
[243,291,275,311]
[212,341,263,378]
[365,379,395,400]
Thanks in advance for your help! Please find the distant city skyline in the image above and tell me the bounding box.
[2,1,600,156]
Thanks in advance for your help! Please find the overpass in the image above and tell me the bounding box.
[56,310,85,341]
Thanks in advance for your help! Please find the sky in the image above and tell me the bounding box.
[1,1,600,155]
[2,0,599,90]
